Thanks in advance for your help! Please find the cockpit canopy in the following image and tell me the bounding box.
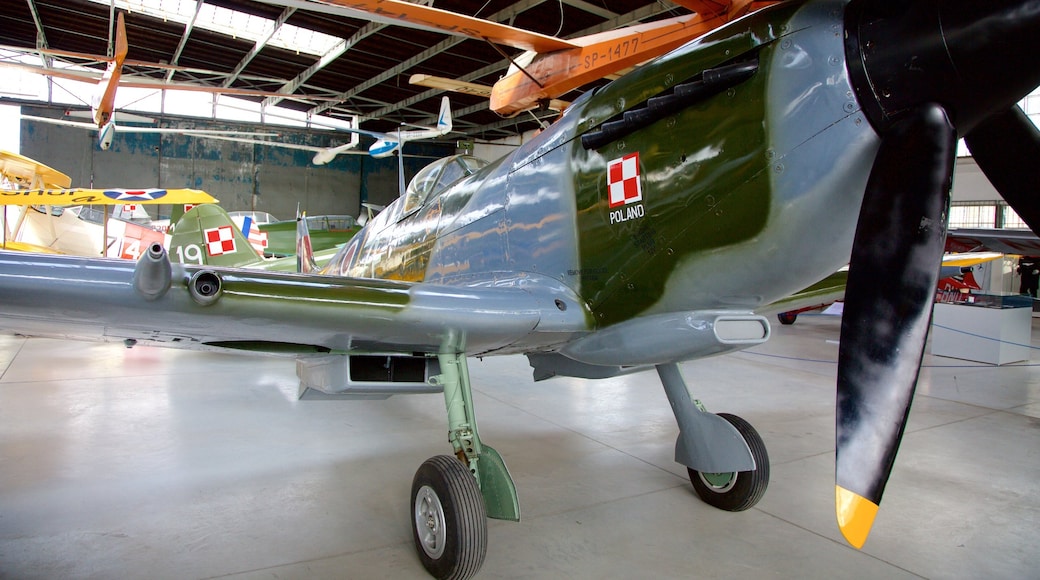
[403,154,488,215]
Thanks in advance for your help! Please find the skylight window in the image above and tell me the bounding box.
[89,0,343,56]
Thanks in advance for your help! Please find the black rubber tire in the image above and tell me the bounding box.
[411,455,488,580]
[687,412,770,511]
[778,312,798,325]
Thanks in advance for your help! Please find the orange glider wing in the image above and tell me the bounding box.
[489,0,779,115]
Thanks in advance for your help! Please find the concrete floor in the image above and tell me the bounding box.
[1,313,1038,579]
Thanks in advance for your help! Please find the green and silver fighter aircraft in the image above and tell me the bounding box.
[1,1,1039,578]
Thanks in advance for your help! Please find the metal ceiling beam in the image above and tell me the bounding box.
[165,0,205,82]
[466,108,560,137]
[224,5,296,87]
[368,60,505,119]
[25,0,49,54]
[261,18,382,109]
[310,36,468,117]
[561,0,618,20]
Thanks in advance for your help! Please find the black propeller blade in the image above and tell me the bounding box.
[965,107,1040,234]
[836,103,955,548]
[838,0,1040,547]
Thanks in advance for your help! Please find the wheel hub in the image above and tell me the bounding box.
[699,471,738,493]
[414,484,447,559]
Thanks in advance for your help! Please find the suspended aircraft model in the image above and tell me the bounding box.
[311,95,453,161]
[0,1,1038,578]
[0,11,358,157]
[6,13,286,150]
[286,0,777,116]
[224,96,450,165]
[20,112,284,152]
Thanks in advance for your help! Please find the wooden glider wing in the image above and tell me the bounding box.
[319,0,777,115]
[311,0,577,52]
[488,1,780,115]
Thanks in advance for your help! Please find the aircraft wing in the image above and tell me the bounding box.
[757,269,848,317]
[0,188,218,206]
[0,150,72,189]
[0,250,584,357]
[265,0,578,53]
[946,228,1040,255]
[21,115,278,138]
[0,53,341,102]
[327,125,392,141]
[940,252,1003,268]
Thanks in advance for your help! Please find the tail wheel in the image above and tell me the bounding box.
[411,455,487,580]
[778,312,798,325]
[688,412,770,511]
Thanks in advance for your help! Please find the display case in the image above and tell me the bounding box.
[931,293,1033,365]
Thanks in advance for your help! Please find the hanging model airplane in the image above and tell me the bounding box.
[20,112,284,152]
[11,13,285,151]
[2,11,359,157]
[315,95,453,160]
[0,1,1038,578]
[287,0,778,116]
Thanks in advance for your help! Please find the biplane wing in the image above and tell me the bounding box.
[0,188,217,206]
[0,150,72,190]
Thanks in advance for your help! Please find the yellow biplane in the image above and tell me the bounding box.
[0,150,216,259]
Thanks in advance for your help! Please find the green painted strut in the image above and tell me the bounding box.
[434,351,520,522]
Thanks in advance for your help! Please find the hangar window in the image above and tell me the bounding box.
[949,201,1027,229]
[402,155,488,216]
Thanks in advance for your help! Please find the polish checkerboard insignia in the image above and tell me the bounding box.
[204,225,236,256]
[607,153,642,208]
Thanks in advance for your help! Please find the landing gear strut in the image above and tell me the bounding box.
[656,363,770,511]
[409,351,519,580]
[687,412,769,511]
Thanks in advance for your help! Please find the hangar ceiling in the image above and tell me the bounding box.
[0,0,697,143]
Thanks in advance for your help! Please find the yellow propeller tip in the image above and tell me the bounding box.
[835,485,879,549]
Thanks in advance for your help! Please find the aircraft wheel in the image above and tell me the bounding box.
[687,413,769,511]
[778,312,798,325]
[411,455,487,580]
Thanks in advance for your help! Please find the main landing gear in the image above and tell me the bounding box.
[410,351,519,580]
[407,357,768,579]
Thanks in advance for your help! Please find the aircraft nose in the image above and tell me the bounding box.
[845,0,1040,135]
